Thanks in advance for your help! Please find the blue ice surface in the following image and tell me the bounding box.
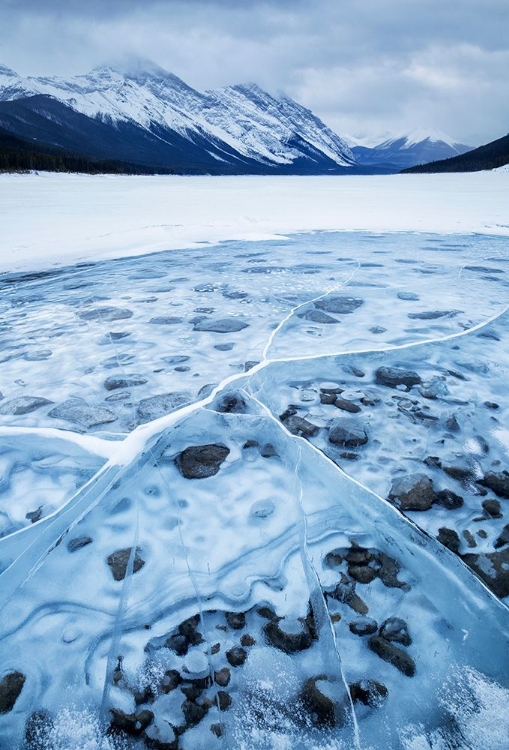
[0,231,508,749]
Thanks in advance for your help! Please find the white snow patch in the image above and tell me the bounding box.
[1,172,509,274]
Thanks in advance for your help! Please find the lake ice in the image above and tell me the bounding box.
[0,230,508,749]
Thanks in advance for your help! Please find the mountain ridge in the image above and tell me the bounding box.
[0,63,359,174]
[0,62,473,175]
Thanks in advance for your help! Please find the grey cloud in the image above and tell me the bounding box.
[1,0,508,144]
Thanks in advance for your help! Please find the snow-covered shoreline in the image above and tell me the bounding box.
[1,171,508,274]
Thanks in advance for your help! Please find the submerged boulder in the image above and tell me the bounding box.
[137,392,191,423]
[368,636,415,677]
[389,474,434,511]
[315,295,364,315]
[0,671,25,714]
[375,367,421,389]
[48,400,117,428]
[176,444,230,479]
[301,676,340,728]
[193,318,249,333]
[0,396,52,416]
[328,418,368,447]
[480,471,509,498]
[463,547,509,598]
[107,547,145,581]
[263,617,313,654]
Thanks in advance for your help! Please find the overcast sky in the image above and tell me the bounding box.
[1,0,508,145]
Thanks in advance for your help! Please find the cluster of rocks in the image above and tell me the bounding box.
[106,602,353,746]
[324,544,416,691]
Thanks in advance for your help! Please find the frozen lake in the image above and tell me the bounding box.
[0,179,509,749]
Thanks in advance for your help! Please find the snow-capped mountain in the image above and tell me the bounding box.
[352,127,473,170]
[0,62,356,174]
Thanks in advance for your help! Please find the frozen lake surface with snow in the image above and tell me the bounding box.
[0,175,509,749]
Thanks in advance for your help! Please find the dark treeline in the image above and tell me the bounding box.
[0,129,175,175]
[402,133,509,174]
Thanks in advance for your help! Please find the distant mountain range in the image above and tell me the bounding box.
[0,62,475,175]
[402,132,509,174]
[348,128,472,171]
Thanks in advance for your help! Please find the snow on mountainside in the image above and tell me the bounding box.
[377,127,470,152]
[353,127,473,170]
[0,62,355,171]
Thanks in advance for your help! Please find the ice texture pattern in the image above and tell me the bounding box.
[0,231,508,750]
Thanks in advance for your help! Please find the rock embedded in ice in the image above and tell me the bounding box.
[106,546,145,581]
[102,352,135,369]
[103,374,148,391]
[419,376,449,400]
[263,617,313,654]
[226,611,246,630]
[408,309,461,320]
[213,392,248,413]
[193,317,249,333]
[48,399,118,428]
[368,636,415,677]
[25,507,42,523]
[482,499,502,519]
[78,306,133,321]
[379,617,412,646]
[334,397,362,414]
[110,708,153,737]
[437,528,461,554]
[137,392,191,422]
[149,316,183,324]
[434,489,464,510]
[0,671,25,714]
[397,291,420,301]
[445,414,461,432]
[214,667,231,687]
[0,396,53,415]
[23,349,52,361]
[67,535,93,553]
[375,366,422,389]
[328,417,368,447]
[462,548,509,598]
[349,679,388,707]
[105,392,131,402]
[480,471,509,498]
[494,525,509,549]
[298,309,339,324]
[329,582,368,615]
[250,499,276,520]
[226,646,247,667]
[349,565,376,584]
[301,676,340,728]
[282,415,320,438]
[176,444,230,479]
[389,473,435,511]
[315,295,364,314]
[349,618,378,636]
[161,355,190,365]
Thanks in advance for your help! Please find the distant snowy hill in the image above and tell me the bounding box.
[0,62,358,174]
[352,128,473,170]
[402,131,509,173]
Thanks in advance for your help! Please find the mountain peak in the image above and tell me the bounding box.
[0,64,18,77]
[383,127,464,149]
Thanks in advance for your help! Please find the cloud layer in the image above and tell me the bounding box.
[2,0,508,144]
